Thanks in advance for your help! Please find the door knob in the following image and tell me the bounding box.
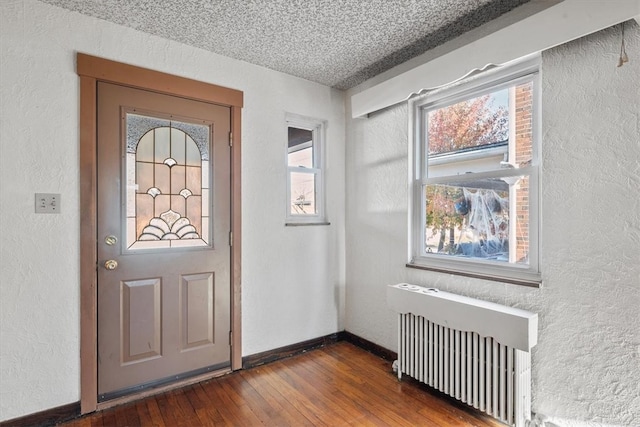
[104,259,118,270]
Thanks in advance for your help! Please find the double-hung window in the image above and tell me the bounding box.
[286,114,327,225]
[409,56,541,285]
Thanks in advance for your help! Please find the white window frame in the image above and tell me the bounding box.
[408,55,542,286]
[285,113,328,225]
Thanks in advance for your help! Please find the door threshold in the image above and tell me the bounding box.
[95,366,232,411]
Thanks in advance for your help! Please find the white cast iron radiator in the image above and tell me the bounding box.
[388,283,538,427]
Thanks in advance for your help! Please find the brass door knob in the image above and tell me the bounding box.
[104,260,118,270]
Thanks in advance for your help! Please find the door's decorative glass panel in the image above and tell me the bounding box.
[126,112,211,250]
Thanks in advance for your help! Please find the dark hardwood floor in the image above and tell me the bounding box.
[59,342,503,426]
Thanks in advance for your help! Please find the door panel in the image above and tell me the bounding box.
[121,278,161,364]
[181,272,215,350]
[97,82,231,400]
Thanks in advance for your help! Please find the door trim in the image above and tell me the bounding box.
[77,53,243,414]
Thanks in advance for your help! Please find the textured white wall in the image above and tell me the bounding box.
[0,0,345,421]
[345,22,640,426]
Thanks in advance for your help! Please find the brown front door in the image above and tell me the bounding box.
[96,82,231,401]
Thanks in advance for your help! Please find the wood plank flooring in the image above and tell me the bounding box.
[59,342,503,426]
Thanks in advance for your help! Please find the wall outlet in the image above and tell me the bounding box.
[35,193,61,214]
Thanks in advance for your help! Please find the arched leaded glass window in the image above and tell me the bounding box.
[125,112,211,250]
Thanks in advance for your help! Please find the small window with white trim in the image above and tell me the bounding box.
[286,114,327,225]
[409,56,541,285]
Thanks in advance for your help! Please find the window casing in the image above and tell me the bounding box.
[286,114,327,225]
[409,56,541,286]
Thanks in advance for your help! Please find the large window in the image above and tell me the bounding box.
[409,57,541,285]
[286,114,327,225]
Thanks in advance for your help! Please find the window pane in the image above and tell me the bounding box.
[290,171,316,215]
[424,177,529,265]
[428,88,508,156]
[288,127,313,168]
[288,146,313,168]
[154,127,170,163]
[427,82,534,173]
[170,128,186,164]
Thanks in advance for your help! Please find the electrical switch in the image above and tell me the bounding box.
[35,193,61,214]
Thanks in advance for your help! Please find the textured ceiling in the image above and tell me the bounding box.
[39,0,534,89]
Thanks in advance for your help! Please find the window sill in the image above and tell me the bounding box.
[285,222,331,227]
[406,262,541,288]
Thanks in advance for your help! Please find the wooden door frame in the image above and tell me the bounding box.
[77,53,243,414]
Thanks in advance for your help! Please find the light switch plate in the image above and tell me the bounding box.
[35,193,61,214]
